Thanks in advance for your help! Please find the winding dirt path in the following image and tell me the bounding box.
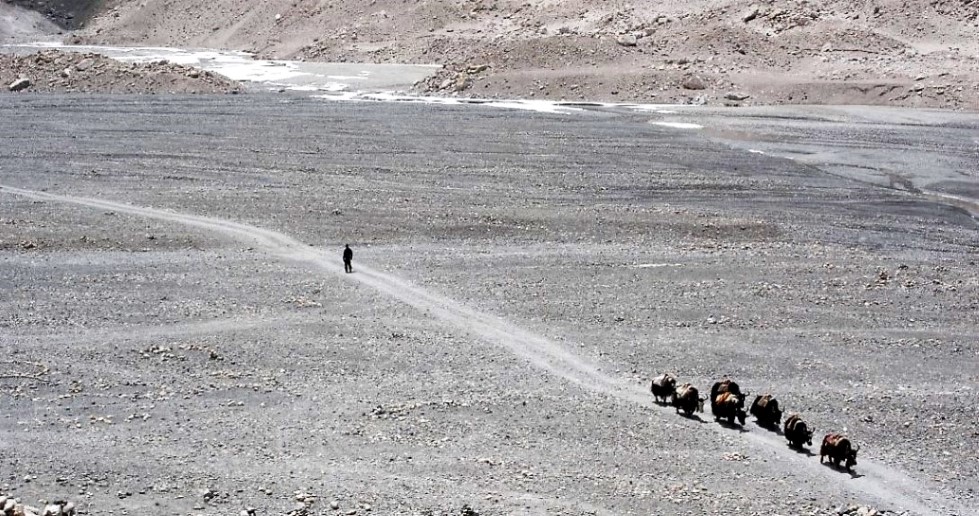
[0,184,960,515]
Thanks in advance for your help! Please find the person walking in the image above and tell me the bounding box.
[342,244,353,273]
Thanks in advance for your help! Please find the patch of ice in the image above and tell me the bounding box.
[282,83,348,92]
[206,60,310,82]
[626,105,685,114]
[650,121,704,130]
[313,92,360,101]
[315,92,582,114]
[481,100,581,114]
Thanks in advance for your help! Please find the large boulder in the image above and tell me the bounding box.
[8,77,31,91]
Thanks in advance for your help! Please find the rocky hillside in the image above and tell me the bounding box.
[4,0,101,28]
[36,0,979,106]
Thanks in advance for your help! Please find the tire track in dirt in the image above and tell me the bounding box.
[0,184,960,515]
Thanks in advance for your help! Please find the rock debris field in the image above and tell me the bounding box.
[0,50,241,94]
[70,0,979,108]
[1,96,978,515]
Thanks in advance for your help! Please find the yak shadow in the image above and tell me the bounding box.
[787,444,816,457]
[819,461,865,479]
[676,412,709,424]
[754,421,783,435]
[715,419,749,433]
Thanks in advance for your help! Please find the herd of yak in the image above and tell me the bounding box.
[650,373,860,472]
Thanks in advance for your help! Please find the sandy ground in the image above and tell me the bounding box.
[1,95,977,515]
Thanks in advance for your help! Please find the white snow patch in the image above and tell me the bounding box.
[314,92,360,101]
[315,92,582,114]
[481,100,581,114]
[626,104,685,114]
[650,121,704,130]
[282,83,348,92]
[748,149,766,154]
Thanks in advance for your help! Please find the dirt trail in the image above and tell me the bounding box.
[0,183,963,516]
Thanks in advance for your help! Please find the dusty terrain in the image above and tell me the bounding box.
[1,96,977,515]
[53,0,979,108]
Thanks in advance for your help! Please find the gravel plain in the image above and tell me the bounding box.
[1,95,977,515]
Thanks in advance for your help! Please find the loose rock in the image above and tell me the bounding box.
[8,77,31,92]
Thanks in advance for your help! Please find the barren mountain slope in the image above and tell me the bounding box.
[0,1,60,42]
[4,0,100,29]
[70,0,979,107]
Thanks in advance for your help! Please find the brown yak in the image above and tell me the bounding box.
[710,379,747,414]
[650,373,677,405]
[783,413,814,449]
[712,391,747,426]
[670,382,706,416]
[820,433,859,471]
[749,394,783,428]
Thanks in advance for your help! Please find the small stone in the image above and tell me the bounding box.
[615,34,638,47]
[453,74,471,91]
[74,58,95,71]
[681,76,707,90]
[330,501,340,510]
[724,92,750,101]
[742,5,759,22]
